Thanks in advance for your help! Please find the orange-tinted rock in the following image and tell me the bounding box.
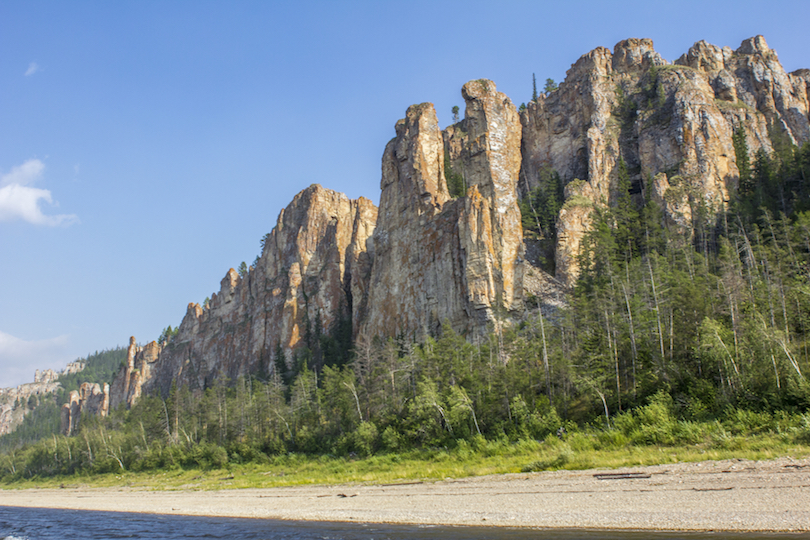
[363,80,526,341]
[111,186,377,405]
[100,36,808,411]
[60,382,110,435]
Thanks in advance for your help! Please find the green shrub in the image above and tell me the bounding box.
[381,426,402,452]
[190,442,228,469]
[352,422,379,457]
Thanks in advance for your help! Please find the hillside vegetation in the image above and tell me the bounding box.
[2,141,810,483]
[0,348,126,454]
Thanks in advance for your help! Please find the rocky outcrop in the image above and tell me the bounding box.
[676,36,810,146]
[521,36,809,285]
[0,379,61,436]
[60,382,109,436]
[108,81,555,408]
[109,337,160,409]
[361,102,458,339]
[100,36,806,411]
[454,80,525,316]
[0,362,87,436]
[111,185,378,404]
[363,80,527,341]
[33,369,58,384]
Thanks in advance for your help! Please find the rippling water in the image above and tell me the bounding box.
[2,506,808,540]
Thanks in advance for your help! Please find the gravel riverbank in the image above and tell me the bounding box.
[1,457,809,532]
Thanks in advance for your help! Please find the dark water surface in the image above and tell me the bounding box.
[1,506,808,540]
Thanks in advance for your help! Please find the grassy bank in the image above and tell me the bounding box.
[4,428,808,491]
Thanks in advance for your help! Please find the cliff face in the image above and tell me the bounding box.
[0,361,85,436]
[363,80,528,341]
[521,36,810,285]
[105,36,808,410]
[60,382,109,436]
[109,337,159,409]
[112,186,378,402]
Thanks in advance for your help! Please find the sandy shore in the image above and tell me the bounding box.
[2,457,809,532]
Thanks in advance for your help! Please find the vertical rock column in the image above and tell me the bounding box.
[363,81,526,342]
[363,103,458,339]
[456,79,525,314]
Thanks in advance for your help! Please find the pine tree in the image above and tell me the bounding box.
[733,127,752,194]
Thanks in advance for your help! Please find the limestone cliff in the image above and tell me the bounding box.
[102,36,807,411]
[362,80,530,341]
[109,81,554,408]
[60,382,109,436]
[109,337,160,409]
[111,185,377,403]
[521,36,810,285]
[0,361,85,436]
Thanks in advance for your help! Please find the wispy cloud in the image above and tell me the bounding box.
[25,62,40,76]
[0,159,79,226]
[0,330,71,388]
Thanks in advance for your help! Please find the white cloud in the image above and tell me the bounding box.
[1,158,45,187]
[25,62,40,76]
[0,330,71,388]
[0,159,79,226]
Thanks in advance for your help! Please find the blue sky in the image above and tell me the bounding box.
[1,0,809,387]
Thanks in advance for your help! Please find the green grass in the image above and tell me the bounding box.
[4,432,808,492]
[715,98,755,112]
[561,195,592,210]
[658,64,695,72]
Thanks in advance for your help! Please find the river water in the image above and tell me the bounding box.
[2,506,808,539]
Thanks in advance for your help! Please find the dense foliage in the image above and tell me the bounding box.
[57,348,127,397]
[2,142,810,481]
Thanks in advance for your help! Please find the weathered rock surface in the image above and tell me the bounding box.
[109,81,557,408]
[109,336,160,410]
[521,36,809,285]
[60,382,109,436]
[677,36,810,145]
[0,362,86,436]
[363,80,528,341]
[112,185,377,404]
[99,36,807,411]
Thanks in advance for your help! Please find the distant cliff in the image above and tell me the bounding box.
[0,362,85,435]
[108,35,808,408]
